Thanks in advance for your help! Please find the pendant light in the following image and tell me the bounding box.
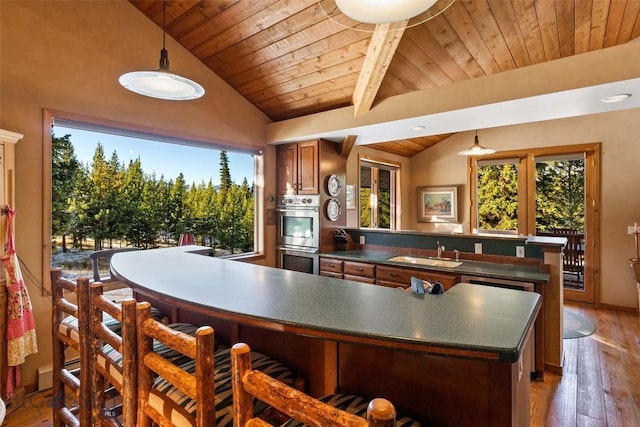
[457,131,496,156]
[119,1,204,101]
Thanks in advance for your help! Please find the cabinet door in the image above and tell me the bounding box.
[320,258,343,274]
[277,143,298,195]
[343,261,375,278]
[296,140,319,194]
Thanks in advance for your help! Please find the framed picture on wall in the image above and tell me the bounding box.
[417,185,459,223]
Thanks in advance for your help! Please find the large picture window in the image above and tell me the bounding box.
[46,112,263,285]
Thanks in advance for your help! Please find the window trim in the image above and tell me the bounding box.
[358,155,401,230]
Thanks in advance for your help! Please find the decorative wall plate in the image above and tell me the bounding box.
[327,174,342,197]
[326,198,341,221]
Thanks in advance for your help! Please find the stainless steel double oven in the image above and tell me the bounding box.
[276,194,320,274]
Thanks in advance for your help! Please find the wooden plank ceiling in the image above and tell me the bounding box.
[129,0,640,157]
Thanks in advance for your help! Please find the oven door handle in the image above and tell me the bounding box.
[277,245,319,254]
[275,207,319,213]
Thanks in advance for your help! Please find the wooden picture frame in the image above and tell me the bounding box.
[417,185,458,223]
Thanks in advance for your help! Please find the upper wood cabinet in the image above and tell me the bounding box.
[277,140,319,195]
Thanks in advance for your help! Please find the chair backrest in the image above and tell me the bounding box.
[136,301,216,427]
[563,233,584,273]
[231,342,396,427]
[89,248,139,282]
[89,281,137,427]
[51,269,91,427]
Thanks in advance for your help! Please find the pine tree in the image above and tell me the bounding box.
[51,133,81,252]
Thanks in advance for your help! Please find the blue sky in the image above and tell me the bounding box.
[53,126,255,186]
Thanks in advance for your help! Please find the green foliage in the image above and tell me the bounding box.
[535,159,584,231]
[477,159,585,232]
[53,137,255,254]
[51,134,81,251]
[477,164,519,230]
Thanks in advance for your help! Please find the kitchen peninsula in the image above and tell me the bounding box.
[111,246,541,426]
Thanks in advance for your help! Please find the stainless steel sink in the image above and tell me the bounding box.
[386,255,462,268]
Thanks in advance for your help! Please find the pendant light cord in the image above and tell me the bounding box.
[162,0,166,50]
[159,0,169,70]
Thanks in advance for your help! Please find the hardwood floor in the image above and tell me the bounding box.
[531,301,640,427]
[4,301,639,426]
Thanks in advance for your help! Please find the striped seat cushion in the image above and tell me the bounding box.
[148,349,295,427]
[59,306,163,343]
[281,394,424,427]
[97,323,200,388]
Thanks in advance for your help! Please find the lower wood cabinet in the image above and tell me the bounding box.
[343,261,375,284]
[320,257,458,290]
[376,265,458,290]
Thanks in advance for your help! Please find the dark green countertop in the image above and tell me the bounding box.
[111,246,541,363]
[322,250,550,284]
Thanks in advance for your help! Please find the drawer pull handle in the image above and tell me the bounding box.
[390,272,399,277]
[355,267,363,271]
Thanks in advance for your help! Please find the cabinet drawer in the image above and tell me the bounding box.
[343,261,375,278]
[376,266,458,290]
[320,271,343,279]
[320,258,343,273]
[343,274,376,284]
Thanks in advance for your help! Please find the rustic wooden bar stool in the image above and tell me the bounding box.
[88,282,138,427]
[231,342,398,427]
[51,269,91,427]
[136,301,216,426]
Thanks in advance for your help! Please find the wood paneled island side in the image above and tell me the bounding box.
[111,246,541,426]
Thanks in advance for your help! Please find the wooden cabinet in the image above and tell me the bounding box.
[0,129,21,399]
[277,140,319,195]
[343,261,376,284]
[320,256,458,290]
[376,265,458,290]
[320,257,343,279]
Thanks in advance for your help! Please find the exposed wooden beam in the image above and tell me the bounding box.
[340,134,357,158]
[352,21,408,117]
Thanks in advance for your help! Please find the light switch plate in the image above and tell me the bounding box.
[359,236,365,245]
[474,243,482,254]
[516,246,525,258]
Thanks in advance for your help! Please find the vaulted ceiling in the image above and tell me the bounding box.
[129,0,640,157]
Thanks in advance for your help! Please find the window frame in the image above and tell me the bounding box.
[43,109,265,293]
[358,156,401,230]
[468,142,601,304]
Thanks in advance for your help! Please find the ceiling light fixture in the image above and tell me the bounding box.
[319,0,456,32]
[458,131,496,156]
[119,0,204,101]
[601,93,631,103]
[335,0,437,24]
[410,125,425,131]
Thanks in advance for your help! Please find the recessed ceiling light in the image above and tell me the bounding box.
[602,93,631,103]
[410,125,425,131]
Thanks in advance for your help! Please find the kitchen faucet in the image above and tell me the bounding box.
[436,241,445,259]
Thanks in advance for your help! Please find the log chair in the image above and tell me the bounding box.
[88,282,138,427]
[51,269,91,427]
[231,342,398,427]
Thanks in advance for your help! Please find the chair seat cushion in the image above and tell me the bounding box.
[97,323,200,388]
[60,306,163,342]
[281,394,424,427]
[149,349,295,427]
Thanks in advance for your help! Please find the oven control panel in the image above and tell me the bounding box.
[278,194,320,207]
